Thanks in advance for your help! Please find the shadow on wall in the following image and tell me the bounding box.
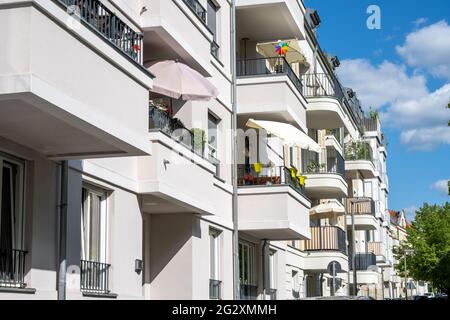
[144,213,201,284]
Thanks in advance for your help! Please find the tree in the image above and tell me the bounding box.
[394,203,450,294]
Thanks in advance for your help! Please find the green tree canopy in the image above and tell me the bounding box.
[394,203,450,294]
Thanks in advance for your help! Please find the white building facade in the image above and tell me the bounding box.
[0,0,399,300]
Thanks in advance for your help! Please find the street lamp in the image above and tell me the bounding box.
[404,248,414,300]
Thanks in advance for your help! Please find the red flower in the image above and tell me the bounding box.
[133,44,141,52]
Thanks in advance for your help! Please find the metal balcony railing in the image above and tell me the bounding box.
[80,260,111,294]
[149,106,206,158]
[346,197,376,216]
[55,0,144,64]
[304,226,347,254]
[237,57,303,94]
[0,249,27,288]
[350,253,377,271]
[301,149,345,176]
[240,284,258,300]
[183,0,207,24]
[209,279,222,300]
[344,142,373,163]
[237,164,306,197]
[300,73,365,134]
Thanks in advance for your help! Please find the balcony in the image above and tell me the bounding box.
[368,242,387,264]
[0,249,27,289]
[344,142,376,179]
[346,198,378,230]
[302,149,347,199]
[55,0,143,64]
[301,73,348,130]
[350,253,377,271]
[240,284,258,300]
[138,106,218,215]
[324,129,344,155]
[236,0,306,42]
[80,260,113,296]
[0,1,153,159]
[209,279,222,300]
[237,165,311,240]
[303,227,348,272]
[236,57,307,131]
[141,0,214,76]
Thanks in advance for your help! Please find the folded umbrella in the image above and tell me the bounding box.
[147,60,219,101]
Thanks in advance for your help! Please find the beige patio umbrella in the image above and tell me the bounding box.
[309,201,345,219]
[256,39,309,68]
[246,119,321,153]
[147,60,219,101]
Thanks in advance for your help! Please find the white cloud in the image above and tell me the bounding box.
[336,21,450,151]
[430,179,449,195]
[396,20,450,79]
[413,17,428,27]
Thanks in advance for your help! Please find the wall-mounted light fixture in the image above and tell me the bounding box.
[135,259,143,274]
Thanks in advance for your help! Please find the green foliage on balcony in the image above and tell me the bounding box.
[344,141,373,162]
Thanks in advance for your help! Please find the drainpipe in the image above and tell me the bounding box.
[261,240,269,300]
[57,160,68,300]
[230,0,240,301]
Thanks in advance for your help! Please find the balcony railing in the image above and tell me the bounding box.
[301,73,365,134]
[344,142,373,163]
[367,242,384,257]
[363,117,379,132]
[183,0,207,24]
[237,164,306,197]
[149,106,206,158]
[55,0,143,64]
[209,279,222,300]
[304,226,347,254]
[350,253,377,271]
[240,284,258,300]
[211,40,220,59]
[0,249,27,288]
[346,198,376,216]
[237,57,303,94]
[301,149,345,176]
[325,128,343,147]
[80,260,111,294]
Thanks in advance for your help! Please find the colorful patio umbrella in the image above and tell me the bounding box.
[275,41,289,56]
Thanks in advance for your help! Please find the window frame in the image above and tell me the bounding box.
[0,153,25,251]
[81,183,108,263]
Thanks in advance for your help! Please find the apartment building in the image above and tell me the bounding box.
[0,0,396,300]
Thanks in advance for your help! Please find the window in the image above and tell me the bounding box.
[208,112,220,159]
[269,250,276,290]
[239,241,255,286]
[0,155,24,252]
[209,228,221,299]
[0,154,25,288]
[210,229,221,281]
[81,185,108,263]
[207,1,218,37]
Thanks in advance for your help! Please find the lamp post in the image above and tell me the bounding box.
[404,249,414,300]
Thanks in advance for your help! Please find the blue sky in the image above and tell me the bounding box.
[305,0,450,221]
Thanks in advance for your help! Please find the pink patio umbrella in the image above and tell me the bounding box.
[147,60,219,101]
